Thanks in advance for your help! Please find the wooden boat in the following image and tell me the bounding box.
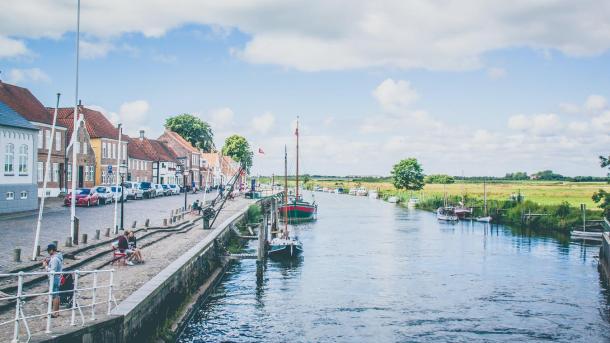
[270,145,303,259]
[278,118,316,222]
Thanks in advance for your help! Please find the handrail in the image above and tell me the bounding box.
[0,269,117,342]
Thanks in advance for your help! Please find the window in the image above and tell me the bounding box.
[18,144,28,174]
[45,130,51,149]
[4,143,14,174]
[37,162,43,182]
[20,191,27,199]
[103,143,107,158]
[74,141,80,154]
[89,165,95,181]
[6,192,14,200]
[52,163,59,182]
[83,142,88,153]
[123,145,127,161]
[111,144,115,159]
[67,164,72,181]
[55,131,61,151]
[38,130,43,149]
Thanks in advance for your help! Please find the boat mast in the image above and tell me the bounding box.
[284,145,289,238]
[295,116,299,202]
[483,179,487,216]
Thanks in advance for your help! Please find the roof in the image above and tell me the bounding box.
[160,130,199,153]
[0,100,37,130]
[127,136,178,162]
[0,81,62,125]
[57,105,128,140]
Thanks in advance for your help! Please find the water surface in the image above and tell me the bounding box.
[178,192,610,342]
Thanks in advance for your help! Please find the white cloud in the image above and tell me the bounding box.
[251,112,275,134]
[559,102,580,114]
[208,107,234,130]
[373,79,419,112]
[7,67,50,84]
[3,1,610,71]
[97,100,152,137]
[0,35,27,58]
[584,94,607,113]
[487,67,506,79]
[508,113,563,136]
[80,40,114,59]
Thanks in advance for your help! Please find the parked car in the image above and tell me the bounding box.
[122,181,144,200]
[109,185,128,202]
[64,188,100,207]
[168,184,181,195]
[153,184,165,197]
[94,185,113,205]
[161,184,172,196]
[139,182,156,199]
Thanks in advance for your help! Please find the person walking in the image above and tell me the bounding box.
[42,243,63,317]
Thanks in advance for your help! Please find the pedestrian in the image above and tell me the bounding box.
[42,243,63,317]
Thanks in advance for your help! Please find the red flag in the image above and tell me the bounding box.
[258,147,265,154]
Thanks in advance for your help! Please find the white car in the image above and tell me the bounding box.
[109,185,128,202]
[168,184,181,195]
[123,181,144,200]
[94,186,113,205]
[153,184,165,197]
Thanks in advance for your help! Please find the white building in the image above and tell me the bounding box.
[0,101,38,213]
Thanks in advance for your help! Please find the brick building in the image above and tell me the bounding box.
[55,109,97,189]
[158,130,202,189]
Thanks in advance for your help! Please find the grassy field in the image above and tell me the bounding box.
[307,179,610,209]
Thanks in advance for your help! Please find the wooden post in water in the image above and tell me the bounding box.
[258,211,267,261]
[581,203,586,232]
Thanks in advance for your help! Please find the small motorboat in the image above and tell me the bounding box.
[356,188,368,196]
[369,191,378,199]
[387,196,399,203]
[407,197,419,208]
[475,216,492,223]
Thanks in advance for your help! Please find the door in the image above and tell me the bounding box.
[78,166,84,188]
[59,163,64,190]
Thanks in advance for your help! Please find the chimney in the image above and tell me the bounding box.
[78,99,82,106]
[139,130,145,140]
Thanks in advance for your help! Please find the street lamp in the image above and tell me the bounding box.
[119,163,127,230]
[176,162,187,211]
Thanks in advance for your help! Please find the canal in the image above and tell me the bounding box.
[178,192,610,342]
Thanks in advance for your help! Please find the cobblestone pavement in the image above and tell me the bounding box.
[0,191,219,272]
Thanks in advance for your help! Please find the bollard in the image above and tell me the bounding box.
[81,234,88,244]
[65,237,72,248]
[163,218,168,226]
[145,219,150,227]
[36,245,40,257]
[13,248,21,262]
[95,230,100,240]
[131,221,137,229]
[104,228,110,237]
[188,205,192,211]
[52,240,58,249]
[73,216,80,245]
[170,209,174,217]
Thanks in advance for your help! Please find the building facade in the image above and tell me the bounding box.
[158,130,202,189]
[0,101,38,213]
[127,131,154,182]
[58,105,128,186]
[56,113,97,189]
[0,81,68,197]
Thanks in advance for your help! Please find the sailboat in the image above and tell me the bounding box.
[437,184,458,221]
[278,117,317,222]
[269,146,303,258]
[475,180,492,222]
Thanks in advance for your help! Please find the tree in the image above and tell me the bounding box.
[222,135,253,172]
[593,156,610,218]
[505,172,529,180]
[425,174,455,184]
[165,114,214,152]
[391,158,424,191]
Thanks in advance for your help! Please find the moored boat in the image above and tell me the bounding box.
[356,187,368,196]
[407,197,419,208]
[268,236,303,257]
[437,207,459,221]
[387,196,399,203]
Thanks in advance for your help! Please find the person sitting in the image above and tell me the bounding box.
[127,230,144,263]
[116,231,138,265]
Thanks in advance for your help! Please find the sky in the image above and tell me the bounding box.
[1,0,610,177]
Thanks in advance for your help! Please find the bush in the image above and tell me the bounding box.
[247,204,262,223]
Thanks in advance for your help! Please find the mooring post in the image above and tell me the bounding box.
[73,217,79,245]
[13,248,21,262]
[131,221,137,229]
[81,234,88,244]
[104,228,110,237]
[65,237,72,248]
[163,218,168,226]
[258,212,267,261]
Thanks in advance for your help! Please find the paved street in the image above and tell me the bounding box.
[0,191,218,272]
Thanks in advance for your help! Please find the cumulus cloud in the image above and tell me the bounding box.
[0,35,28,58]
[373,79,419,112]
[3,1,610,70]
[80,40,115,59]
[7,68,50,84]
[251,112,275,134]
[508,113,563,136]
[208,107,234,129]
[97,100,152,137]
[584,94,607,113]
[487,67,506,79]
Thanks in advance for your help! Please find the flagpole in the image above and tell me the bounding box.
[70,0,81,243]
[32,93,60,260]
[113,124,122,234]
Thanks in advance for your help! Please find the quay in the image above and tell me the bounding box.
[0,192,281,342]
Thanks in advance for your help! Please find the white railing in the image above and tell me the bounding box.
[0,269,117,342]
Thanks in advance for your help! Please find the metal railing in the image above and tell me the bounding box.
[0,269,117,342]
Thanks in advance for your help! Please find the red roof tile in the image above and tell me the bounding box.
[162,130,199,153]
[57,105,128,140]
[0,81,61,126]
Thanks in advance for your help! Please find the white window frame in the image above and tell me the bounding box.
[18,144,28,175]
[37,162,43,182]
[20,191,28,199]
[4,143,14,175]
[52,162,59,182]
[103,142,107,158]
[38,130,43,149]
[45,129,51,149]
[55,131,61,151]
[67,163,72,181]
[6,192,14,200]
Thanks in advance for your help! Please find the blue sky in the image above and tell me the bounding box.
[1,1,610,177]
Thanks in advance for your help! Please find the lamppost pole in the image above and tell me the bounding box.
[184,171,188,210]
[120,173,125,230]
